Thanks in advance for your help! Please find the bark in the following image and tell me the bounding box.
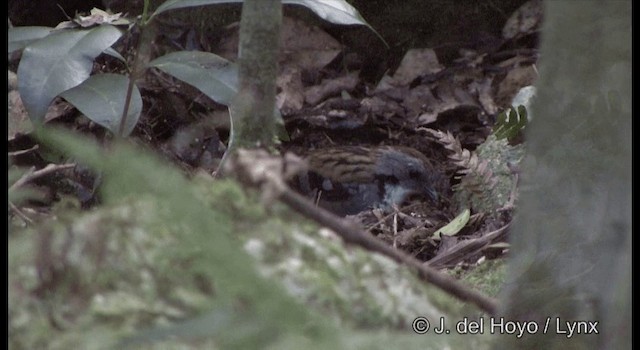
[497,1,631,349]
[229,0,282,149]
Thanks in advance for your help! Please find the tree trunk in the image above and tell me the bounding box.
[229,0,282,149]
[498,1,631,349]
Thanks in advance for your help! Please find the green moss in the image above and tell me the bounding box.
[10,130,498,348]
[449,259,508,298]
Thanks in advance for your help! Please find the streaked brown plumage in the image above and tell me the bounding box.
[295,146,441,215]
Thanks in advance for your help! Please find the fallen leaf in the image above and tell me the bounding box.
[216,16,341,73]
[276,67,305,113]
[304,72,359,105]
[392,48,444,86]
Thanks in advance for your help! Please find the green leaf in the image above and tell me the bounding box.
[150,0,228,18]
[149,51,288,140]
[8,26,54,53]
[60,74,142,136]
[433,209,470,239]
[150,0,373,28]
[103,47,126,63]
[493,105,528,141]
[149,51,238,105]
[17,25,122,123]
[284,0,369,26]
[149,0,388,51]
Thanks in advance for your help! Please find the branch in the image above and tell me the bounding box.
[279,189,499,315]
[9,163,76,191]
[228,149,499,315]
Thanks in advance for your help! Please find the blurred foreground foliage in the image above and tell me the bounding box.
[9,128,494,349]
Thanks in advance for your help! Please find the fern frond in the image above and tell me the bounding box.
[422,128,523,215]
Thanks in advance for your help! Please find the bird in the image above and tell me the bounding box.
[294,145,442,216]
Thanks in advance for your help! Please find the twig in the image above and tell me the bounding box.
[9,201,34,225]
[8,144,39,157]
[365,202,422,231]
[229,149,499,315]
[278,189,499,315]
[9,163,76,191]
[426,224,510,269]
[392,210,398,249]
[509,172,519,203]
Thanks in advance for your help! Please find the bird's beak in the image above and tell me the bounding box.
[425,187,438,202]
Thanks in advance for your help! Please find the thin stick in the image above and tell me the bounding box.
[10,163,76,191]
[392,210,398,249]
[8,144,39,157]
[230,149,499,314]
[9,201,34,224]
[426,224,509,269]
[365,202,422,231]
[279,188,499,315]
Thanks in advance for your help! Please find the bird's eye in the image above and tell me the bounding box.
[385,175,399,184]
[409,170,422,179]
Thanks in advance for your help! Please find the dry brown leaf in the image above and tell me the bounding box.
[502,0,543,40]
[216,16,341,73]
[276,67,305,113]
[304,72,359,105]
[470,78,498,115]
[392,48,444,85]
[496,65,538,107]
[8,90,31,140]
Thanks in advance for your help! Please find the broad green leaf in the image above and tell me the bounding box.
[433,208,470,239]
[150,51,289,141]
[284,0,369,26]
[150,0,386,48]
[151,0,227,17]
[103,47,126,63]
[151,0,370,27]
[8,26,54,53]
[17,25,122,123]
[149,51,238,105]
[60,74,142,136]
